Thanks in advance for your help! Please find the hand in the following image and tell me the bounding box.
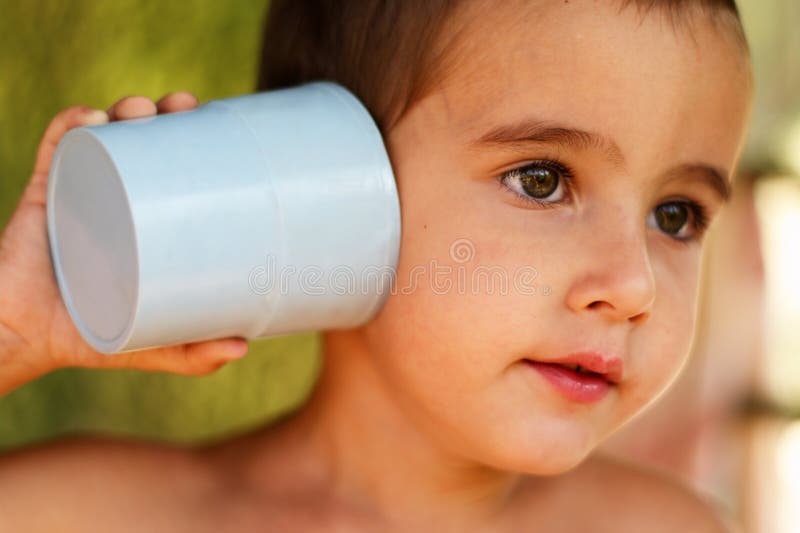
[0,93,249,397]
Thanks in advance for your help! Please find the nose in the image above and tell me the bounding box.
[564,227,656,325]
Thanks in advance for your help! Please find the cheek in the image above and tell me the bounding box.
[362,177,499,383]
[365,254,496,394]
[362,170,574,395]
[358,226,539,416]
[630,254,702,401]
[360,282,506,452]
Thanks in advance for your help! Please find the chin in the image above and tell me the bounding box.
[483,448,590,477]
[469,422,597,476]
[515,446,592,476]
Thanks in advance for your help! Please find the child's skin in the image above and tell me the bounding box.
[0,1,752,532]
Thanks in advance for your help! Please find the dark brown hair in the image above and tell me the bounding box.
[257,0,746,135]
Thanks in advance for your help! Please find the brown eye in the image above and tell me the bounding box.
[498,160,573,207]
[519,166,559,198]
[653,203,689,235]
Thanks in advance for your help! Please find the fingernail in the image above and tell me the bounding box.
[223,340,249,360]
[81,109,109,126]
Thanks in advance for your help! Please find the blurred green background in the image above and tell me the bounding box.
[1,0,798,453]
[0,0,321,450]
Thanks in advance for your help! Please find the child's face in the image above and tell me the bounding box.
[358,1,752,473]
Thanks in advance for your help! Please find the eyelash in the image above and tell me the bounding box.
[496,159,712,244]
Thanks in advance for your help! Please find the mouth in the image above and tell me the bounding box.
[522,355,622,404]
[551,362,598,374]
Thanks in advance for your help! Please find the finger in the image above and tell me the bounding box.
[32,105,109,180]
[79,337,249,376]
[155,91,198,114]
[106,95,157,122]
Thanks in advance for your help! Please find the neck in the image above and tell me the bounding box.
[283,328,523,529]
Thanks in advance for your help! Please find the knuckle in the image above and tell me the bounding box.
[62,104,91,118]
[180,345,194,366]
[132,95,155,105]
[47,105,88,130]
[113,95,136,105]
[177,347,213,374]
[157,91,197,108]
[22,180,47,205]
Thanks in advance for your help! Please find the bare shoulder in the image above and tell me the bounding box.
[511,453,738,533]
[565,453,739,533]
[0,432,216,533]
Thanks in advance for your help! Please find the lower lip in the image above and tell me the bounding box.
[523,360,613,403]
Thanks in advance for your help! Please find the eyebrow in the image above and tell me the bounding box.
[665,163,732,204]
[468,118,732,203]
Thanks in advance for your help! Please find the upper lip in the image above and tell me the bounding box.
[528,351,624,384]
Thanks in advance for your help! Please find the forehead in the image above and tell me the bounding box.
[424,0,752,173]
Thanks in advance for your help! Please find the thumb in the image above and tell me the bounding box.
[73,337,250,376]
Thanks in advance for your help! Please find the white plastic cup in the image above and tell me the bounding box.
[46,81,401,353]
